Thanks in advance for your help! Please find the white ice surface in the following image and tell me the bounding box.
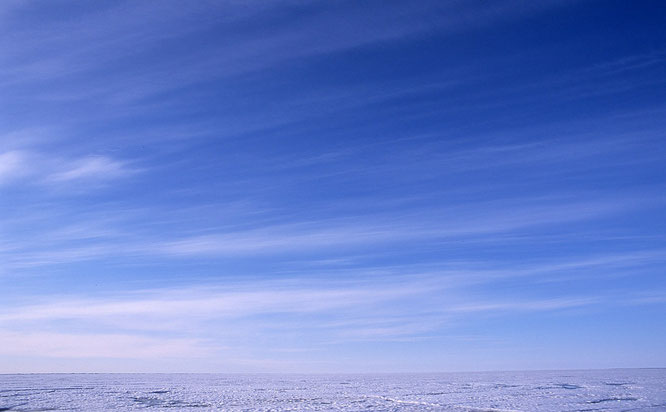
[0,369,664,411]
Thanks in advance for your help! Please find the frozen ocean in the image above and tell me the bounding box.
[0,369,664,411]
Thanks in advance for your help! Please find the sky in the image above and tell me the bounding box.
[0,0,665,373]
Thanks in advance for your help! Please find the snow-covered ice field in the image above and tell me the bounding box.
[1,369,664,411]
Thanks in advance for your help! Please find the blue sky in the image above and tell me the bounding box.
[0,0,665,373]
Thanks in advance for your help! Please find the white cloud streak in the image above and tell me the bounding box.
[0,0,571,107]
[0,280,432,324]
[0,276,614,361]
[0,150,134,187]
[0,196,647,270]
[0,150,27,184]
[48,156,131,182]
[154,198,636,257]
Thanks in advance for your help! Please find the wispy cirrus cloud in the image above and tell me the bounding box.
[154,198,639,257]
[0,275,618,362]
[0,150,27,184]
[0,0,569,95]
[0,195,641,270]
[47,156,132,182]
[448,297,600,313]
[2,272,660,364]
[0,149,136,187]
[0,280,427,324]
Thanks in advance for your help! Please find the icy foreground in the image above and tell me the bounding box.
[1,369,664,411]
